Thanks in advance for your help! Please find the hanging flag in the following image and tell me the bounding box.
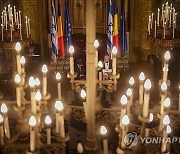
[65,0,72,57]
[113,0,119,51]
[51,0,58,61]
[107,0,113,54]
[57,0,65,58]
[120,0,128,56]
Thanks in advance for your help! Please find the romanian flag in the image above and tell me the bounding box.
[113,0,119,51]
[57,0,65,58]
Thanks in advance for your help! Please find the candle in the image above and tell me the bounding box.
[94,40,99,67]
[16,12,19,28]
[14,6,16,23]
[20,56,26,85]
[15,74,21,107]
[20,24,22,40]
[10,25,13,41]
[42,65,48,98]
[25,16,29,37]
[29,77,37,114]
[28,18,31,35]
[173,21,175,38]
[139,72,145,105]
[160,82,167,115]
[1,24,3,41]
[29,116,36,152]
[161,125,171,153]
[143,79,151,118]
[100,126,108,154]
[35,78,40,90]
[151,13,154,29]
[169,10,172,27]
[1,14,3,27]
[165,2,169,21]
[148,16,151,34]
[164,22,166,39]
[112,46,117,75]
[172,8,175,23]
[19,11,21,26]
[163,51,170,82]
[0,114,4,145]
[154,20,157,37]
[161,4,164,21]
[11,14,14,30]
[129,77,134,105]
[15,42,22,75]
[45,116,51,144]
[120,95,127,128]
[56,72,62,100]
[163,11,165,27]
[35,91,41,113]
[126,88,132,116]
[157,8,160,26]
[80,89,86,100]
[121,115,129,149]
[69,46,74,75]
[5,13,7,30]
[1,103,10,139]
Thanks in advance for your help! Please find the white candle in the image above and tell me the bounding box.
[151,13,154,29]
[126,88,132,116]
[0,114,4,145]
[139,72,145,105]
[45,116,51,144]
[10,25,13,41]
[164,22,166,39]
[1,14,3,27]
[162,51,170,82]
[25,16,29,37]
[69,46,74,75]
[160,82,167,115]
[169,10,172,27]
[100,126,108,154]
[28,18,31,35]
[121,115,129,148]
[15,74,21,107]
[20,24,22,40]
[29,116,36,152]
[112,46,117,75]
[14,6,16,23]
[154,20,157,37]
[163,11,165,27]
[19,11,21,26]
[148,17,151,34]
[173,21,175,38]
[1,24,3,41]
[157,8,160,26]
[172,9,175,23]
[94,40,99,67]
[179,86,180,111]
[161,125,171,153]
[20,56,26,85]
[56,72,62,100]
[55,112,59,133]
[16,12,19,28]
[5,13,7,30]
[15,42,22,75]
[42,65,48,97]
[161,4,164,21]
[11,14,14,30]
[29,77,37,114]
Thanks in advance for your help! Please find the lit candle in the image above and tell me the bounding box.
[11,14,14,30]
[35,78,40,90]
[151,13,154,29]
[0,114,4,145]
[42,65,48,98]
[126,88,132,116]
[94,40,99,67]
[45,115,51,144]
[20,56,26,85]
[15,42,22,75]
[163,51,170,82]
[154,20,157,37]
[112,46,117,76]
[120,95,127,128]
[161,4,164,21]
[14,6,16,23]
[29,116,36,152]
[100,126,108,154]
[28,18,31,35]
[1,103,10,139]
[35,91,41,113]
[19,11,21,26]
[163,11,165,27]
[80,90,86,100]
[55,101,65,138]
[148,16,151,34]
[161,125,171,153]
[25,16,29,37]
[169,10,172,27]
[1,24,3,41]
[5,13,7,30]
[143,79,151,118]
[1,13,4,27]
[29,77,36,114]
[69,46,74,75]
[129,77,134,106]
[16,12,19,28]
[172,21,175,38]
[172,8,175,23]
[160,82,167,115]
[164,22,166,39]
[157,8,160,26]
[10,25,13,41]
[139,72,145,105]
[56,72,62,100]
[98,61,103,88]
[15,74,21,107]
[121,115,129,149]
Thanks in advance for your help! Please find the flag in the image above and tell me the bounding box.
[57,0,65,58]
[65,0,72,57]
[51,0,58,61]
[113,0,119,51]
[120,0,127,56]
[107,0,113,54]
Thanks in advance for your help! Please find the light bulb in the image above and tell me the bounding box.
[69,45,74,54]
[45,115,51,125]
[55,100,64,111]
[98,61,103,68]
[112,46,117,55]
[163,115,170,125]
[120,95,128,105]
[166,125,171,134]
[80,90,86,99]
[100,126,107,135]
[161,82,167,91]
[15,42,21,51]
[129,77,135,86]
[139,72,145,81]
[144,79,151,90]
[126,88,132,97]
[20,56,25,64]
[1,103,7,113]
[15,74,21,83]
[94,40,99,48]
[163,97,170,108]
[0,114,3,123]
[29,116,36,127]
[122,115,130,125]
[77,143,83,153]
[149,113,153,122]
[164,51,170,61]
[56,72,61,80]
[35,91,41,101]
[29,77,35,87]
[42,64,48,73]
[35,78,40,86]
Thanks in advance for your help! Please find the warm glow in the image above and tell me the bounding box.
[112,46,117,55]
[1,103,8,113]
[139,72,145,81]
[0,114,3,123]
[166,125,171,134]
[15,42,21,51]
[163,66,169,72]
[35,78,40,86]
[122,115,130,125]
[56,72,61,80]
[94,40,99,48]
[69,46,74,54]
[35,91,41,101]
[98,61,103,68]
[42,65,48,73]
[163,115,170,125]
[15,74,21,83]
[149,113,153,122]
[100,126,107,135]
[29,77,35,87]
[55,100,64,111]
[163,97,171,108]
[120,95,128,105]
[20,56,25,64]
[144,79,151,90]
[77,143,83,153]
[29,116,37,127]
[80,90,86,99]
[161,82,167,91]
[164,51,170,61]
[126,88,132,97]
[129,77,135,86]
[45,115,52,125]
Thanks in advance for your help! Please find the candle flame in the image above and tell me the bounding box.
[80,90,86,99]
[149,113,153,122]
[139,72,145,81]
[144,79,151,90]
[100,126,107,135]
[129,77,135,85]
[35,78,40,86]
[98,61,103,68]
[126,88,132,96]
[1,103,8,113]
[45,115,51,125]
[15,42,21,51]
[69,46,74,54]
[35,91,41,101]
[55,100,64,111]
[29,116,36,126]
[163,97,171,108]
[15,74,21,83]
[56,72,61,80]
[29,76,35,87]
[77,143,84,153]
[112,46,117,55]
[120,95,128,105]
[20,56,25,64]
[42,65,48,73]
[166,125,171,134]
[161,82,167,91]
[163,115,170,125]
[94,40,99,48]
[122,115,130,125]
[164,51,170,61]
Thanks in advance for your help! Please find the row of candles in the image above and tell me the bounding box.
[1,4,31,41]
[148,2,177,38]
